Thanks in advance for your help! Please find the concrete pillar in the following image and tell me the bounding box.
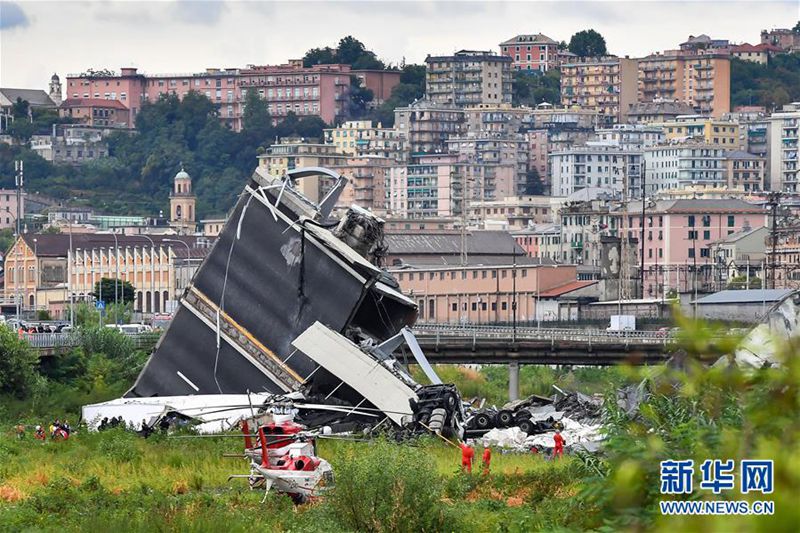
[508,361,520,401]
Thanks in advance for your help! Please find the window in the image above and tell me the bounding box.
[727,215,735,227]
[688,230,698,239]
[688,215,695,227]
[452,303,457,311]
[700,248,710,258]
[703,230,710,240]
[688,248,695,258]
[501,302,508,311]
[471,302,477,311]
[491,302,497,311]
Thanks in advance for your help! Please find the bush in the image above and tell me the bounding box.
[0,326,40,398]
[78,326,135,360]
[98,429,142,463]
[327,439,450,532]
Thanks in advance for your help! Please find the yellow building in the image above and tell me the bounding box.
[3,233,204,319]
[657,116,743,148]
[560,56,639,123]
[323,120,403,160]
[637,51,730,118]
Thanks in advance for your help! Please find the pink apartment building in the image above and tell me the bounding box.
[499,34,560,72]
[59,98,130,127]
[617,198,767,296]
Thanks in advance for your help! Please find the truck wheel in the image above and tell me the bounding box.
[475,412,491,429]
[518,419,534,434]
[497,410,514,427]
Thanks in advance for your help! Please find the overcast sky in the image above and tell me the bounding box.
[1,0,798,89]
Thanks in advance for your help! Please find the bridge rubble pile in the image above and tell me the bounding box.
[84,166,464,439]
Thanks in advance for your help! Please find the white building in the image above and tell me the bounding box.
[592,124,665,150]
[549,145,642,198]
[644,143,728,194]
[767,103,800,192]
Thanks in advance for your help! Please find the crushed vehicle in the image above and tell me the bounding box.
[86,166,463,439]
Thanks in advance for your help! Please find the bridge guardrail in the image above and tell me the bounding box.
[22,331,161,350]
[412,323,668,344]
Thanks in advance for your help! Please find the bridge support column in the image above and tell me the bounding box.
[508,361,520,401]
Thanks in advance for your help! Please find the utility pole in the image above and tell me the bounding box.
[619,161,631,315]
[639,159,646,299]
[458,167,469,266]
[767,191,780,290]
[14,159,23,321]
[512,244,518,342]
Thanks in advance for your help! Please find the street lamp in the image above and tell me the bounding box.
[112,232,119,324]
[134,234,156,316]
[163,238,191,309]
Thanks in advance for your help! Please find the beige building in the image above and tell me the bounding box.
[560,56,639,123]
[323,120,404,161]
[257,141,349,202]
[393,99,465,155]
[469,196,560,230]
[330,156,393,212]
[425,50,513,107]
[393,263,580,324]
[463,103,531,135]
[724,151,766,192]
[0,189,24,231]
[637,51,730,117]
[3,233,204,318]
[658,116,743,148]
[201,218,226,237]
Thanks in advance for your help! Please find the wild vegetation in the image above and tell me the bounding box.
[0,319,798,531]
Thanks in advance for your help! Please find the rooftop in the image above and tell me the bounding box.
[18,234,207,258]
[694,289,795,305]
[538,280,597,298]
[0,88,57,108]
[500,33,558,46]
[385,231,525,257]
[61,98,129,110]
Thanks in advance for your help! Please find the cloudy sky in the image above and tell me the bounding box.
[1,0,797,89]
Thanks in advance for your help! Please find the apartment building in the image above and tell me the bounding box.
[387,154,459,219]
[766,103,800,192]
[560,56,639,123]
[463,103,530,135]
[657,115,743,148]
[58,98,130,128]
[257,142,349,203]
[644,143,729,193]
[637,51,730,117]
[513,224,562,261]
[323,120,404,160]
[393,99,465,155]
[445,133,528,197]
[498,33,560,72]
[724,151,766,192]
[30,126,110,165]
[330,156,392,211]
[550,145,643,198]
[592,124,665,149]
[731,43,783,65]
[469,196,559,230]
[626,99,697,125]
[238,61,350,125]
[425,50,513,107]
[761,28,800,52]
[0,189,24,231]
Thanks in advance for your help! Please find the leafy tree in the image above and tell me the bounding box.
[568,29,608,57]
[524,168,545,195]
[92,277,135,304]
[303,46,337,67]
[336,36,386,69]
[11,97,29,119]
[0,228,15,253]
[0,325,39,398]
[345,76,374,120]
[794,20,799,32]
[7,119,35,144]
[241,89,274,146]
[367,63,426,127]
[513,69,561,106]
[730,55,800,110]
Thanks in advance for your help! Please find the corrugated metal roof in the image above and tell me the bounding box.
[695,289,795,305]
[385,231,524,256]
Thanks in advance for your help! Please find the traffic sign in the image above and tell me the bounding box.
[96,300,106,310]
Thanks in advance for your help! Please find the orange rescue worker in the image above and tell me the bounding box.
[482,447,492,474]
[34,426,46,441]
[460,442,475,473]
[553,430,565,459]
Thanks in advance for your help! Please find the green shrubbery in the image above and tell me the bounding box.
[326,438,449,532]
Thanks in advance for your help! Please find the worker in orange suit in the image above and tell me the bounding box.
[460,442,474,473]
[482,446,492,474]
[553,430,565,459]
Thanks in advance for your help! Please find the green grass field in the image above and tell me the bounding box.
[0,428,587,532]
